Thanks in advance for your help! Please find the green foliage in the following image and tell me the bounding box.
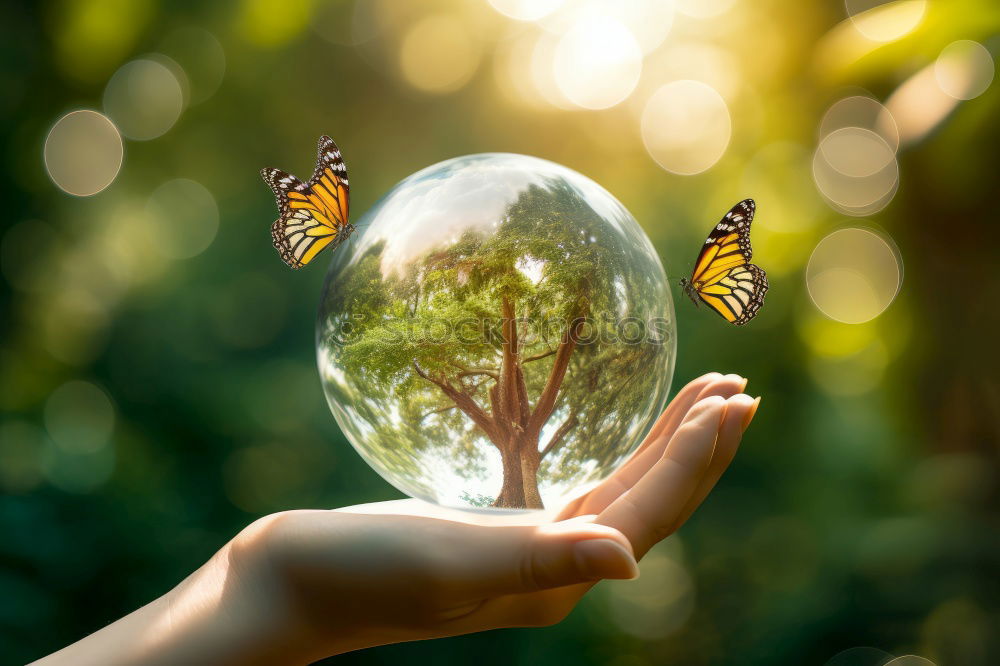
[458,491,496,508]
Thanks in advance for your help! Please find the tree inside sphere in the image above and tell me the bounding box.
[317,154,675,511]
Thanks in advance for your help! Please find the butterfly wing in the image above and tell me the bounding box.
[262,135,351,269]
[689,199,769,325]
[696,263,769,325]
[306,134,350,226]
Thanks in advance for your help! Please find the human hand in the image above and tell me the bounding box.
[219,372,758,662]
[33,373,757,666]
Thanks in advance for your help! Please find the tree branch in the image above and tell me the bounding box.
[458,369,500,380]
[414,362,501,443]
[523,349,557,363]
[420,405,456,421]
[540,412,578,460]
[526,316,585,439]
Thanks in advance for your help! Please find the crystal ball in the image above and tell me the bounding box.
[317,154,676,511]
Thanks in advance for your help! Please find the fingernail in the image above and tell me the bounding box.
[742,396,761,432]
[574,539,639,580]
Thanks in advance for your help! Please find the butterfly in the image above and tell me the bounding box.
[262,135,353,269]
[680,199,768,325]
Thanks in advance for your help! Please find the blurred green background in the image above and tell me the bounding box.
[2,0,999,664]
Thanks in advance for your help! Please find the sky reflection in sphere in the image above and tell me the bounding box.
[317,154,675,511]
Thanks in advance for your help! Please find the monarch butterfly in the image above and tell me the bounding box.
[262,135,352,269]
[680,199,768,325]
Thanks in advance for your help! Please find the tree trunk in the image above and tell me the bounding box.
[492,438,544,510]
[494,442,526,508]
[520,445,543,509]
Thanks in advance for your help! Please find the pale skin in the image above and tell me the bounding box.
[33,373,759,666]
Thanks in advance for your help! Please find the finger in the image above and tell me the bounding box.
[442,520,639,602]
[658,373,745,442]
[557,373,725,519]
[617,373,745,481]
[566,374,745,518]
[597,396,725,559]
[667,394,757,533]
[635,373,731,456]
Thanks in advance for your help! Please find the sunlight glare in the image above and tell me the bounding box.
[552,16,642,109]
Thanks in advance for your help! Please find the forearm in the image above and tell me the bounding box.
[30,539,313,666]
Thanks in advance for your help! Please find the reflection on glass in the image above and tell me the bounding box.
[318,154,675,511]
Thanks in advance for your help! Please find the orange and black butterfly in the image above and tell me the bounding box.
[262,135,352,269]
[680,199,768,325]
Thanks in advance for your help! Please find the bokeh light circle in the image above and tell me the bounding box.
[553,16,642,109]
[144,179,219,259]
[641,80,731,175]
[103,58,185,140]
[813,129,898,215]
[820,127,896,177]
[606,546,694,638]
[488,0,565,22]
[820,96,899,152]
[807,227,903,324]
[934,40,995,100]
[44,110,123,196]
[399,14,481,94]
[44,381,115,454]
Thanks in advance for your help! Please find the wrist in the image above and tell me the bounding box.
[192,514,323,665]
[231,511,380,659]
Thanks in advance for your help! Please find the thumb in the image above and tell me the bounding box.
[454,519,639,599]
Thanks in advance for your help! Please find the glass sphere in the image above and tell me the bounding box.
[317,154,675,512]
